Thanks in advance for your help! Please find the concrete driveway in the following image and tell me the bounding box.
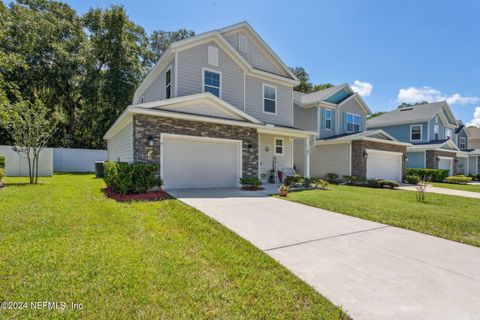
[168,188,480,320]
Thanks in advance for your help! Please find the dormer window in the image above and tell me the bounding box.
[346,113,361,132]
[434,124,439,140]
[410,124,422,141]
[459,137,466,149]
[203,68,221,97]
[239,34,248,53]
[208,46,219,66]
[165,68,172,99]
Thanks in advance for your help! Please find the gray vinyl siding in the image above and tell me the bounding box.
[222,31,289,77]
[258,133,294,179]
[468,155,478,175]
[245,75,293,126]
[309,144,351,178]
[319,107,337,138]
[429,114,445,141]
[456,129,468,150]
[294,104,317,132]
[293,139,305,174]
[374,122,429,144]
[107,120,133,162]
[176,41,244,111]
[141,58,175,103]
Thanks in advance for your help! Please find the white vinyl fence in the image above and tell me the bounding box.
[53,148,107,173]
[0,145,53,177]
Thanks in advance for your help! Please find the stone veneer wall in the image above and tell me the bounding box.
[425,150,457,175]
[133,115,258,178]
[351,140,407,179]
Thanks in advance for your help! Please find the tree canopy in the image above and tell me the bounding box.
[397,101,429,108]
[289,66,333,93]
[0,0,194,148]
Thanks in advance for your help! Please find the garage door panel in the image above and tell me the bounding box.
[366,149,402,181]
[162,135,241,189]
[438,158,453,176]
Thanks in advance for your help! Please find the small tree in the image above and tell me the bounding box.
[0,91,58,184]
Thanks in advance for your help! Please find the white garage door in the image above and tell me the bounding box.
[366,149,402,181]
[161,134,241,189]
[438,157,453,176]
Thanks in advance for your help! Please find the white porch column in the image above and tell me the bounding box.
[304,137,310,178]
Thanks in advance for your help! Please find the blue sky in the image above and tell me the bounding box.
[66,0,480,126]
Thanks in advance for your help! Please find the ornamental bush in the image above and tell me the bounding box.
[406,168,449,182]
[0,167,4,183]
[445,175,473,184]
[239,177,263,188]
[283,174,304,187]
[103,161,162,195]
[405,174,421,185]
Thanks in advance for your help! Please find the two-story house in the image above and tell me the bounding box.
[367,101,474,176]
[104,22,315,189]
[293,84,410,181]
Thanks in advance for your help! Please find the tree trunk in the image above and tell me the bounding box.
[27,151,33,184]
[34,153,39,184]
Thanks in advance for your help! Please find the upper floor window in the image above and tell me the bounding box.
[434,124,439,140]
[445,128,453,140]
[274,137,284,156]
[165,68,172,99]
[325,109,333,130]
[410,124,422,141]
[239,34,248,53]
[346,113,360,132]
[203,69,221,97]
[208,46,219,66]
[263,84,277,114]
[459,137,466,149]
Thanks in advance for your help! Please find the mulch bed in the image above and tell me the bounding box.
[103,188,170,202]
[241,186,265,191]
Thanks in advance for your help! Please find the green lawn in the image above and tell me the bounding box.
[431,182,480,193]
[0,174,347,320]
[283,185,480,247]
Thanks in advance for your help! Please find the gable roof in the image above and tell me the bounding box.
[407,139,459,151]
[133,22,299,104]
[294,84,372,115]
[315,129,411,146]
[467,126,480,139]
[368,101,457,128]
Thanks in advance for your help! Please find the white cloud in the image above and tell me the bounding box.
[466,106,480,127]
[397,86,479,105]
[351,80,373,97]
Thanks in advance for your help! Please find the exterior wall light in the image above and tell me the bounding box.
[248,144,254,153]
[363,150,368,159]
[404,155,408,162]
[147,136,154,147]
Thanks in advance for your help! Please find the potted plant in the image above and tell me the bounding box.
[278,184,289,197]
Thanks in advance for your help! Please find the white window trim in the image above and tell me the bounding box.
[274,137,284,156]
[165,67,172,99]
[346,112,361,133]
[202,67,222,98]
[445,128,453,140]
[262,83,277,115]
[207,46,219,66]
[410,124,423,142]
[238,33,248,53]
[324,108,333,130]
[459,137,466,149]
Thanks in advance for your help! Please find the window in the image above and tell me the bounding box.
[445,128,453,139]
[434,124,439,140]
[208,46,218,66]
[410,124,422,141]
[459,137,466,149]
[325,109,333,129]
[263,84,277,114]
[274,138,284,155]
[346,113,361,132]
[239,34,248,53]
[165,68,172,99]
[203,69,221,97]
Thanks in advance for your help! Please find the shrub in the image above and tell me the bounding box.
[103,161,162,195]
[405,175,421,185]
[324,173,338,183]
[406,168,449,182]
[445,175,473,184]
[239,177,262,188]
[366,178,381,188]
[304,177,329,189]
[343,175,367,185]
[283,174,304,187]
[0,167,4,183]
[377,179,399,189]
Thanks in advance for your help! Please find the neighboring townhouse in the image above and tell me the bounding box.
[104,22,315,189]
[468,127,480,149]
[293,84,410,181]
[367,101,476,176]
[466,127,480,176]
